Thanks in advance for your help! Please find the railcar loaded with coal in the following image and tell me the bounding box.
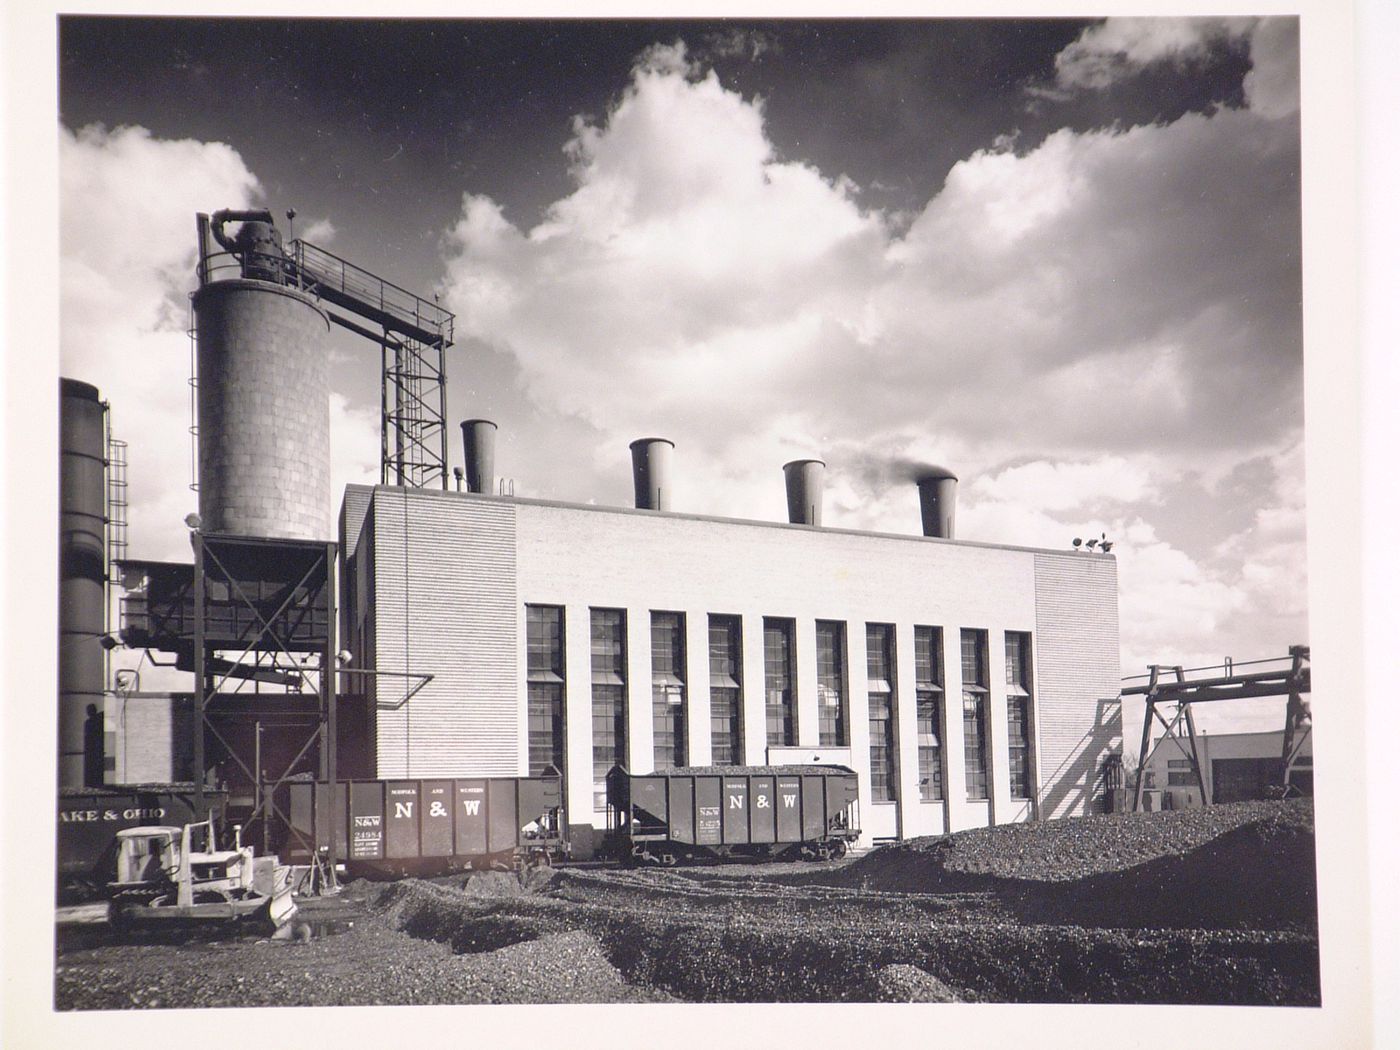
[605,764,861,865]
[279,772,566,878]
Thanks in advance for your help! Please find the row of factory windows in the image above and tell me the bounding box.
[525,606,1035,812]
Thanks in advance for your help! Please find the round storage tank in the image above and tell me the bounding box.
[192,279,332,540]
[59,378,109,788]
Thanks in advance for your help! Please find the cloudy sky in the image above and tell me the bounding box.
[58,17,1306,732]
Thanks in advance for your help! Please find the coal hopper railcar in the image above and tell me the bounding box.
[281,772,566,877]
[605,764,861,865]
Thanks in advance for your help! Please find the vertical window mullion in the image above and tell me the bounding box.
[1005,632,1033,801]
[961,629,989,800]
[651,611,686,771]
[764,618,796,748]
[866,623,897,802]
[591,609,627,810]
[525,605,564,777]
[915,626,943,802]
[816,621,847,747]
[709,615,743,764]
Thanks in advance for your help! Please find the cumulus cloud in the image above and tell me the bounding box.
[1051,17,1255,91]
[1242,19,1300,119]
[61,125,261,562]
[439,39,1306,670]
[1043,16,1298,118]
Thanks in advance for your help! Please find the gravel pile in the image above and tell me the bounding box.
[55,879,667,1009]
[862,964,964,1002]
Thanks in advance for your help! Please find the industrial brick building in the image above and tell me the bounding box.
[339,479,1122,856]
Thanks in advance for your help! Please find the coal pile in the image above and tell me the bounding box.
[833,799,1314,887]
[815,799,1317,932]
[55,799,1320,1009]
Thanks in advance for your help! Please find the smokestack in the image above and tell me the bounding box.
[783,459,825,526]
[916,468,958,539]
[460,419,497,495]
[630,438,674,510]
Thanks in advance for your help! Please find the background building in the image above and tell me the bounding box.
[1139,729,1314,810]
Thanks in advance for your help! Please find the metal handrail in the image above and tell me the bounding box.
[194,244,454,346]
[289,240,454,343]
[1121,654,1300,683]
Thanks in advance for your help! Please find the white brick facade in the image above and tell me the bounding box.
[344,484,1121,852]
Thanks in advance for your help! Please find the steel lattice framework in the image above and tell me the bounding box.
[284,238,455,490]
[1121,645,1312,812]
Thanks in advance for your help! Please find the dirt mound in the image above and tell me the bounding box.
[460,867,558,897]
[863,964,964,1002]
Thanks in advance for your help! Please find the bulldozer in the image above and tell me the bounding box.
[108,816,301,933]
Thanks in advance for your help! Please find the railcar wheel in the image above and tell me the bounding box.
[830,840,848,859]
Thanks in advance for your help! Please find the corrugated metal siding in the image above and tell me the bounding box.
[1033,553,1122,818]
[371,489,519,777]
[340,485,373,560]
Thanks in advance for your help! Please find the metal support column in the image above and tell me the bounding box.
[192,531,207,811]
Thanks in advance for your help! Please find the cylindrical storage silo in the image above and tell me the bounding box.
[59,378,108,789]
[630,438,674,511]
[916,469,958,539]
[192,279,332,540]
[460,419,497,495]
[783,459,825,526]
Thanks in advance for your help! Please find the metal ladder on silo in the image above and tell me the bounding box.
[106,437,129,569]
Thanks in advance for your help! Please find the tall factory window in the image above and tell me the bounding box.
[709,615,744,764]
[591,608,628,811]
[764,618,796,747]
[961,629,990,800]
[651,612,687,770]
[1005,632,1033,800]
[915,626,944,801]
[816,621,848,746]
[525,605,565,777]
[867,623,897,802]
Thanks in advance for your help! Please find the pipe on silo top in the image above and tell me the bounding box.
[916,468,959,539]
[59,378,109,789]
[630,438,674,511]
[460,419,497,495]
[783,459,825,526]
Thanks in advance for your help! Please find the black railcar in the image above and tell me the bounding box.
[605,764,861,865]
[281,772,566,877]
